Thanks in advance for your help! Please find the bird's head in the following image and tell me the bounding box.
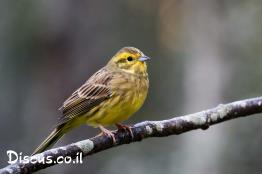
[107,47,150,76]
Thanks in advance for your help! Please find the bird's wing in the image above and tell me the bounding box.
[58,68,112,124]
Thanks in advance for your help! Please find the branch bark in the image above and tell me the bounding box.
[1,97,262,174]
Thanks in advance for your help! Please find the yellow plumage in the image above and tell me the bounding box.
[32,47,150,155]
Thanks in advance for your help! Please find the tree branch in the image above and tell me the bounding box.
[1,97,262,174]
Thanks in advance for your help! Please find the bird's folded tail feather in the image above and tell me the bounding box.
[32,123,67,156]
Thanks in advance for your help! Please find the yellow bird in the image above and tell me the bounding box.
[32,47,150,155]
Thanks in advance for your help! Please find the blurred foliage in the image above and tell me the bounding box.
[0,0,262,174]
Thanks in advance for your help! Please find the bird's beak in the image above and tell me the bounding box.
[138,55,150,62]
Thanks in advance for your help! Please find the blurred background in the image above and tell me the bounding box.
[1,0,262,173]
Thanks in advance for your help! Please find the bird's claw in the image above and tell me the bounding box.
[115,123,134,139]
[98,125,116,144]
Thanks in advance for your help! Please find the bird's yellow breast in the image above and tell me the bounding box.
[85,73,149,126]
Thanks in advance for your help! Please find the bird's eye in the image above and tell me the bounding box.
[127,56,133,61]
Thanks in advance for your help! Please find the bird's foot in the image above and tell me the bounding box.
[115,123,134,139]
[98,125,116,144]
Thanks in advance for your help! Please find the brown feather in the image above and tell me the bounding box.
[58,67,112,124]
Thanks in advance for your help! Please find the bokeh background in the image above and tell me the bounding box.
[1,0,262,173]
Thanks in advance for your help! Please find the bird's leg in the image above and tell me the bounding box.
[98,125,116,144]
[115,123,134,139]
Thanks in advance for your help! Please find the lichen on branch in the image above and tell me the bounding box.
[1,97,262,174]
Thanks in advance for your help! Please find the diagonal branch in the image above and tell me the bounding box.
[1,97,262,174]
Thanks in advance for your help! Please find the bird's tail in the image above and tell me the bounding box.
[32,123,68,155]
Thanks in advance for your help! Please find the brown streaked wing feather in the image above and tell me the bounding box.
[58,68,112,124]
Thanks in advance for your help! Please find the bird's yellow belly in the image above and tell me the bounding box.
[85,90,147,126]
